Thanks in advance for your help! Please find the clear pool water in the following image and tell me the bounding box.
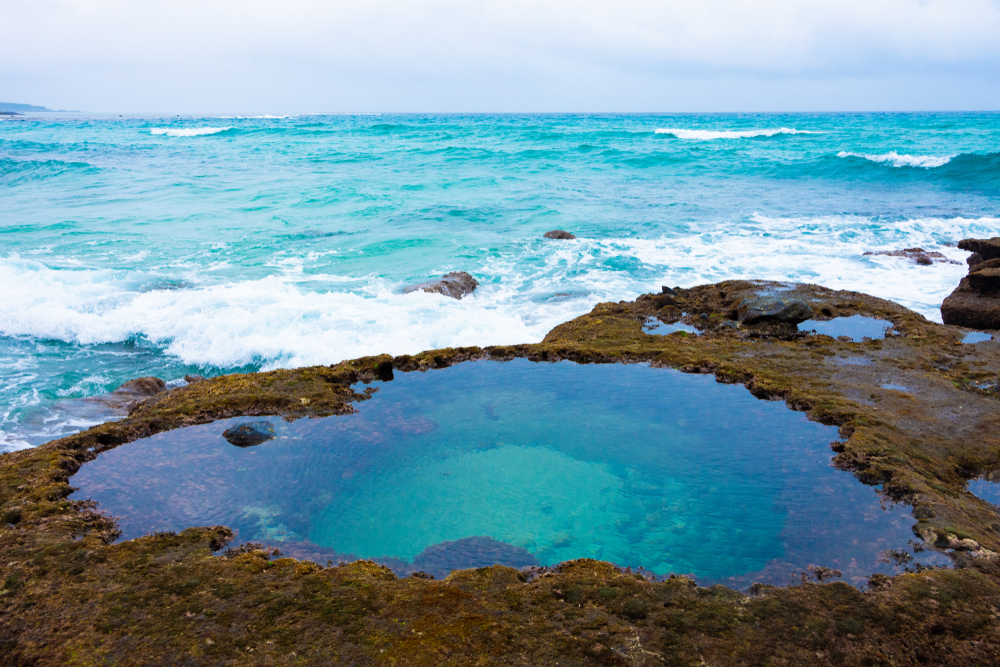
[963,332,994,344]
[643,317,700,336]
[69,359,943,587]
[798,315,892,342]
[969,478,1000,505]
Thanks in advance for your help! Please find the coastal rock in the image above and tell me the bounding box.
[404,272,478,300]
[93,376,168,412]
[222,421,277,448]
[941,239,1000,329]
[968,258,1000,294]
[116,377,167,397]
[737,295,813,325]
[942,279,1000,329]
[543,230,576,240]
[184,374,206,384]
[958,237,1000,261]
[863,247,960,266]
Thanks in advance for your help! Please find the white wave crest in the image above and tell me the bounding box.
[655,127,812,140]
[837,151,952,168]
[3,214,999,377]
[150,127,232,137]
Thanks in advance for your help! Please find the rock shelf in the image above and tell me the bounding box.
[3,280,1000,665]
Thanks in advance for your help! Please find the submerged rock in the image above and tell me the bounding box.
[404,272,478,300]
[411,536,540,579]
[863,247,960,266]
[116,377,167,397]
[737,295,813,325]
[92,376,168,413]
[942,238,1000,329]
[222,421,276,448]
[543,230,576,240]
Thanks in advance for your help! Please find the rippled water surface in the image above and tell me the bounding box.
[3,112,999,450]
[69,360,946,587]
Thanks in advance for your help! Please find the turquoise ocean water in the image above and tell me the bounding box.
[2,112,999,451]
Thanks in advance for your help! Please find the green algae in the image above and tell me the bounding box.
[3,279,1000,665]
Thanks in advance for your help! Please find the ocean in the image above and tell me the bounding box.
[1,112,998,452]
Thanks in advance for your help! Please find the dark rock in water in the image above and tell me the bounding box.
[959,237,1000,261]
[411,536,540,579]
[863,247,959,266]
[543,230,576,240]
[404,272,478,300]
[116,377,167,397]
[93,376,168,413]
[737,295,813,325]
[184,374,206,384]
[942,240,1000,329]
[223,421,277,448]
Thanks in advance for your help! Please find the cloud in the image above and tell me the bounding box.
[2,0,999,111]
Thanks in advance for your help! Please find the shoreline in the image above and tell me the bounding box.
[3,278,1000,664]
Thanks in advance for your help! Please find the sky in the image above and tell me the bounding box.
[2,0,1000,113]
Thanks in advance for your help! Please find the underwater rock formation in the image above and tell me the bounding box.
[222,421,277,447]
[404,271,479,299]
[543,229,576,239]
[737,294,812,324]
[410,536,540,580]
[942,237,1000,329]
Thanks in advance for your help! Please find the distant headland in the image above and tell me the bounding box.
[0,101,77,113]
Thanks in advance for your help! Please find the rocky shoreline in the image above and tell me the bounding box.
[2,278,1000,665]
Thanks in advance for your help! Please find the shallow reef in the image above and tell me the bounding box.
[3,279,1000,665]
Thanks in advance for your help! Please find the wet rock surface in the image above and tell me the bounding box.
[737,294,813,324]
[222,421,277,448]
[942,238,1000,329]
[543,229,576,239]
[5,279,1000,665]
[403,271,479,299]
[863,247,960,266]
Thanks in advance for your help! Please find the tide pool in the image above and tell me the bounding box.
[69,360,945,587]
[3,112,1000,451]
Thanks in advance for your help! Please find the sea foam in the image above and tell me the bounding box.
[150,127,232,137]
[837,151,953,168]
[655,128,811,140]
[0,215,992,373]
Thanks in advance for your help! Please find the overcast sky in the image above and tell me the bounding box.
[3,0,999,113]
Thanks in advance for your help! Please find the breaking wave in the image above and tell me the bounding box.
[837,151,953,168]
[150,127,233,137]
[655,128,813,140]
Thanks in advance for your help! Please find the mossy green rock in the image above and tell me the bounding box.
[3,280,1000,665]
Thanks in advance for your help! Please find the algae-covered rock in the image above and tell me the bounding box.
[543,229,576,240]
[404,271,479,299]
[222,421,276,447]
[737,295,813,325]
[7,279,1000,666]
